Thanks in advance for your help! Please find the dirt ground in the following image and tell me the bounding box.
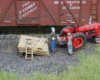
[0,35,97,76]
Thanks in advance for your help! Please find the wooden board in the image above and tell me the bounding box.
[18,35,49,56]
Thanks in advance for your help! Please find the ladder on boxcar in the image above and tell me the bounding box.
[91,0,99,23]
[25,39,33,60]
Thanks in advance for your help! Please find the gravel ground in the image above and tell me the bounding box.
[0,35,97,76]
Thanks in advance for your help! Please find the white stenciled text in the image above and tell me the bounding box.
[19,3,35,14]
[19,2,37,19]
[19,6,37,18]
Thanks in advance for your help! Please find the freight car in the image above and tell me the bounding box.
[0,0,100,27]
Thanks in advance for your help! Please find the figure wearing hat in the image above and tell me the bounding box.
[66,32,74,55]
[49,27,57,53]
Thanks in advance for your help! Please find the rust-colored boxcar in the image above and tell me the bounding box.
[0,0,100,27]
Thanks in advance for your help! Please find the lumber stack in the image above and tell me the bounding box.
[18,35,49,56]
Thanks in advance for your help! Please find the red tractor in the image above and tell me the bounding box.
[57,23,100,50]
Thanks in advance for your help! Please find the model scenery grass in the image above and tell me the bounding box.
[0,44,100,80]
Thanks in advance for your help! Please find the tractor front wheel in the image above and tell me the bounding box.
[93,36,100,43]
[73,33,87,50]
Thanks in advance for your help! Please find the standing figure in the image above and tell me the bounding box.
[66,32,74,55]
[49,27,57,53]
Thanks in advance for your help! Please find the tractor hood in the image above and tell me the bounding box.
[77,23,100,32]
[63,28,75,34]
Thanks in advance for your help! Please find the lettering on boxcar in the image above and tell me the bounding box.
[19,6,37,19]
[19,1,37,19]
[22,1,30,8]
[70,22,75,23]
[66,1,80,4]
[82,1,86,4]
[70,7,80,9]
[54,1,86,10]
[61,1,63,4]
[54,1,86,4]
[19,3,35,15]
[5,21,11,23]
[67,1,80,10]
[54,1,59,4]
[54,1,63,4]
[63,7,66,9]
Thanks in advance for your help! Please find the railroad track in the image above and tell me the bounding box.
[0,29,61,34]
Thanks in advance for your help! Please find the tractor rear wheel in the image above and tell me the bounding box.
[73,33,87,50]
[93,36,100,43]
[60,26,74,37]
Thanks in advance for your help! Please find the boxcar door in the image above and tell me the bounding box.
[16,0,39,26]
[60,0,80,26]
[60,0,91,26]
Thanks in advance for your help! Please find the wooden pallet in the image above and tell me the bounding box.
[18,35,49,56]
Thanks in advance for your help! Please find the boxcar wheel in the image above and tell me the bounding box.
[93,36,100,43]
[73,33,87,51]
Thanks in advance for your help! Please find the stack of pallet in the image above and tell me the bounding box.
[18,35,49,56]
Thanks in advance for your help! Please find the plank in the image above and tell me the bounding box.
[36,38,48,49]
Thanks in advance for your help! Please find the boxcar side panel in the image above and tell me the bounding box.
[40,0,57,26]
[16,1,39,26]
[60,0,91,25]
[39,0,92,26]
[60,0,80,25]
[81,0,91,25]
[99,0,100,22]
[0,0,16,26]
[0,0,100,27]
[91,0,99,23]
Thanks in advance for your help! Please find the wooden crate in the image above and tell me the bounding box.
[18,35,49,56]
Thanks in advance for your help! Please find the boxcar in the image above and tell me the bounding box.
[0,0,100,27]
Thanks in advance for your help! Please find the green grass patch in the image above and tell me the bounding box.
[0,44,100,80]
[0,71,21,80]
